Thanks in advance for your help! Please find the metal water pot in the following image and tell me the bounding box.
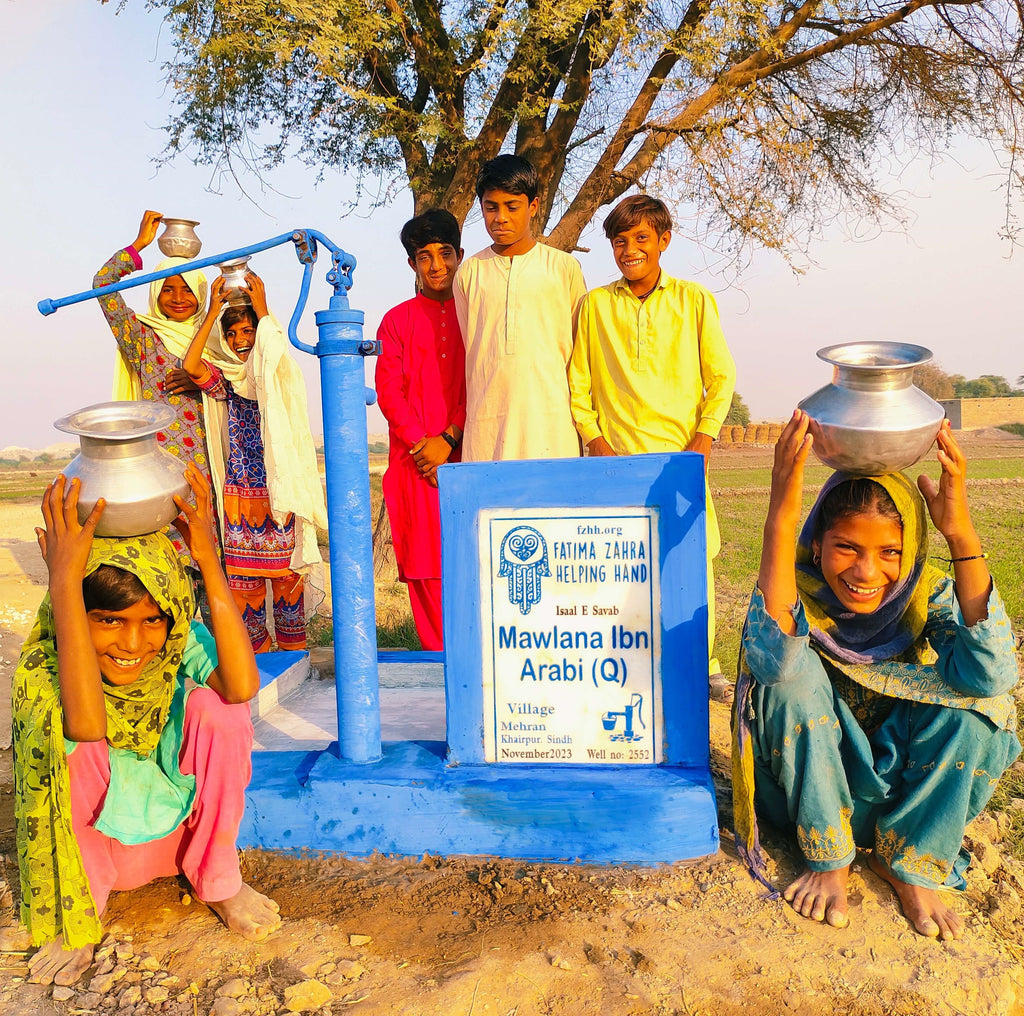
[798,342,945,475]
[54,402,189,537]
[217,256,253,306]
[157,218,202,258]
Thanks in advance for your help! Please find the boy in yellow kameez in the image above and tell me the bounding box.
[568,195,736,701]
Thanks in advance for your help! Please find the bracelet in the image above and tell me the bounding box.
[944,552,988,563]
[440,430,459,450]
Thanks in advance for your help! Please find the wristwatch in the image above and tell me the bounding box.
[440,430,459,451]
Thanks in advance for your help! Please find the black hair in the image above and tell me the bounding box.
[603,194,673,239]
[475,154,539,202]
[814,478,902,541]
[221,305,259,332]
[400,209,462,259]
[82,565,153,613]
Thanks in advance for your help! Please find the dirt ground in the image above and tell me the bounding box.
[2,439,1024,1016]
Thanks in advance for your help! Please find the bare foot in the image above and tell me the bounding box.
[203,882,281,941]
[868,854,964,940]
[783,865,850,928]
[27,938,95,986]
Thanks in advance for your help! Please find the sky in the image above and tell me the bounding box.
[1,1,1021,450]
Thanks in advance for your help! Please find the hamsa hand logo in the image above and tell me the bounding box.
[498,526,549,615]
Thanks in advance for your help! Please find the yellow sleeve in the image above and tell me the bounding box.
[694,289,736,439]
[568,292,604,446]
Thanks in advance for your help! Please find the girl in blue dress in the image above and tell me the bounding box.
[733,411,1019,940]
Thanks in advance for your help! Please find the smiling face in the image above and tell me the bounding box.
[156,275,199,322]
[480,188,540,256]
[224,315,258,361]
[610,219,671,297]
[813,511,904,614]
[409,241,463,300]
[87,592,170,687]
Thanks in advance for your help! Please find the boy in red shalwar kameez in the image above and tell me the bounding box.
[374,211,467,650]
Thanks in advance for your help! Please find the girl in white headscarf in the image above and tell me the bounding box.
[92,210,226,569]
[182,271,326,652]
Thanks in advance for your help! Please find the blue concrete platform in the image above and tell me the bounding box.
[239,739,718,863]
[251,650,310,722]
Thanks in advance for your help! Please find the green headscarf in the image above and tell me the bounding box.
[13,533,195,948]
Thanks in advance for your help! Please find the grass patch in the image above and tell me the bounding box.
[998,422,1024,438]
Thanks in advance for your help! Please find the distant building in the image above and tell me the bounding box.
[939,397,1024,430]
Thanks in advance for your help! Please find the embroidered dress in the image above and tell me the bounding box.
[732,472,1021,892]
[12,533,253,950]
[375,293,466,649]
[93,250,216,566]
[197,364,305,651]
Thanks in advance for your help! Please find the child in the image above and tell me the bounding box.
[17,467,280,987]
[92,210,222,569]
[183,272,326,653]
[375,210,467,650]
[567,194,736,700]
[733,412,1020,940]
[453,154,587,461]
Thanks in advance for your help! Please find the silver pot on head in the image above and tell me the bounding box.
[798,342,945,475]
[54,402,189,537]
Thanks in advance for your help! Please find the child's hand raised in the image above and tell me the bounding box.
[244,272,269,320]
[207,277,230,319]
[36,475,105,588]
[172,463,220,569]
[766,409,813,532]
[131,210,163,253]
[917,420,977,545]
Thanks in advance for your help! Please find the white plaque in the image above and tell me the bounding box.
[480,508,662,764]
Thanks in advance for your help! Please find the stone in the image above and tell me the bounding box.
[90,971,120,994]
[80,992,104,1009]
[972,839,1003,876]
[118,984,143,1007]
[348,934,372,947]
[0,926,32,951]
[209,998,242,1016]
[968,814,1000,843]
[115,943,135,962]
[217,978,248,998]
[139,954,163,972]
[145,985,171,1004]
[548,952,573,971]
[990,884,1023,924]
[282,979,333,1013]
[331,961,365,982]
[52,986,76,1002]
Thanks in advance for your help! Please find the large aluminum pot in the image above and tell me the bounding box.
[798,342,945,475]
[54,402,188,537]
[157,218,202,258]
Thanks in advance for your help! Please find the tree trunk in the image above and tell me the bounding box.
[371,498,398,583]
